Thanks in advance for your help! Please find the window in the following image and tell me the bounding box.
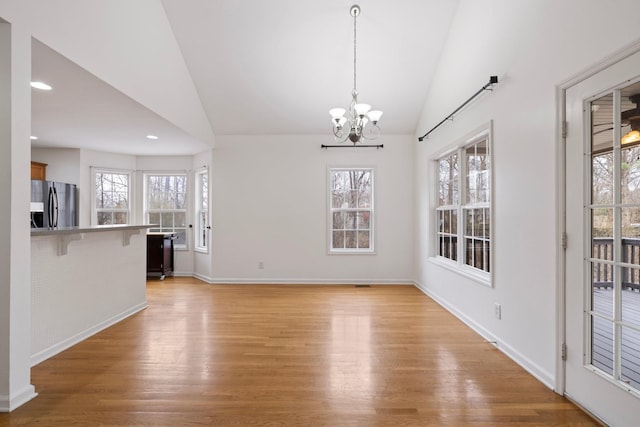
[93,169,131,225]
[435,128,491,276]
[329,168,374,253]
[145,174,188,248]
[194,168,209,253]
[437,153,459,261]
[463,140,491,272]
[587,82,640,392]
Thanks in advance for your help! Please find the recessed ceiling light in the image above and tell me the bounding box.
[30,136,38,140]
[30,81,52,90]
[146,135,159,140]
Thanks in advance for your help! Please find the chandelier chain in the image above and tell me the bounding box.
[353,9,357,93]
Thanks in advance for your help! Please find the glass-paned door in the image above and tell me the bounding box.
[565,50,640,426]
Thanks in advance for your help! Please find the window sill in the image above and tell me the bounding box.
[328,249,376,256]
[428,256,492,288]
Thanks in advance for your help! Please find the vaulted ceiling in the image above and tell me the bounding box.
[30,0,460,155]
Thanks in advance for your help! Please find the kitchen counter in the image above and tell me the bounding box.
[31,225,154,255]
[31,224,153,236]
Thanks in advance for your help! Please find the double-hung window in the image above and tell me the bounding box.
[145,174,188,249]
[93,169,131,225]
[194,168,209,253]
[435,127,491,278]
[329,168,374,253]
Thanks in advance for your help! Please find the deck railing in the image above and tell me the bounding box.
[592,237,640,292]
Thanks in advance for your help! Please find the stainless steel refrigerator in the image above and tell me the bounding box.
[30,180,78,229]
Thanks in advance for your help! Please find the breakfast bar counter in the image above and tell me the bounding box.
[30,225,153,366]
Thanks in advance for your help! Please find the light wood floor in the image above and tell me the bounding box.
[1,277,597,426]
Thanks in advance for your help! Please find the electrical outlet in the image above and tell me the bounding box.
[494,303,502,320]
[258,261,264,270]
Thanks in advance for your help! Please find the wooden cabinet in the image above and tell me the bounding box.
[31,161,47,180]
[146,233,175,279]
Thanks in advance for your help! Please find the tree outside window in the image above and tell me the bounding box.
[95,171,130,225]
[329,168,374,253]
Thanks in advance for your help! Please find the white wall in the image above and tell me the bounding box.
[414,0,640,402]
[31,147,80,185]
[210,135,414,283]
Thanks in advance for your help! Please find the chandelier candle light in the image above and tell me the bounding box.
[330,4,383,144]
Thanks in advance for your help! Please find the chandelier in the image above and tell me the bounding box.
[329,4,383,144]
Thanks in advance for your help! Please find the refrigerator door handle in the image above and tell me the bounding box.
[47,187,54,228]
[53,185,59,228]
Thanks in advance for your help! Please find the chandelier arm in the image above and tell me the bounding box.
[360,124,381,140]
[332,127,350,143]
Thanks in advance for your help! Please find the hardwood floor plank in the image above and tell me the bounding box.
[0,278,598,426]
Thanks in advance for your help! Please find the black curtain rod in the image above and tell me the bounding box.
[321,144,384,149]
[418,76,498,142]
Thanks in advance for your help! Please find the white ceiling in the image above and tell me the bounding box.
[31,0,459,155]
[30,40,211,156]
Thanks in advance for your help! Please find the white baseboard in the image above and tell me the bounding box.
[172,271,192,277]
[168,271,413,285]
[30,302,148,367]
[0,384,37,412]
[413,281,555,390]
[191,272,214,283]
[197,277,413,285]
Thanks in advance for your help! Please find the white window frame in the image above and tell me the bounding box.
[328,167,375,254]
[144,172,189,250]
[194,168,209,253]
[91,167,132,226]
[431,123,493,285]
